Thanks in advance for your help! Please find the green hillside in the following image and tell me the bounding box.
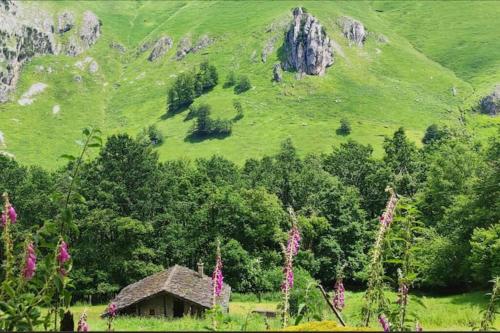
[0,1,498,169]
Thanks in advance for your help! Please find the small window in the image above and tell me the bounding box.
[149,309,155,316]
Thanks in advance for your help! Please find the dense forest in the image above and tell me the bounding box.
[1,125,498,304]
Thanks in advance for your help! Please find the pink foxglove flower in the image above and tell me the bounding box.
[378,314,390,332]
[107,303,117,317]
[77,312,89,332]
[212,251,224,297]
[397,283,409,306]
[415,321,423,332]
[379,192,398,227]
[57,240,71,264]
[8,205,16,223]
[22,242,36,280]
[333,279,345,311]
[286,224,301,256]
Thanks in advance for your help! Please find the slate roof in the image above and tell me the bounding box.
[111,265,231,312]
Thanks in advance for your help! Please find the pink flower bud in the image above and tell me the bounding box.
[378,314,390,332]
[212,255,224,297]
[8,205,16,223]
[57,241,71,264]
[107,303,117,317]
[333,279,345,311]
[22,242,36,280]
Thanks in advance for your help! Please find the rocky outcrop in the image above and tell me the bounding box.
[175,37,192,60]
[0,2,101,102]
[174,35,213,60]
[338,16,366,46]
[262,35,279,63]
[57,10,74,33]
[148,36,173,61]
[479,85,500,115]
[0,2,56,102]
[273,63,283,82]
[80,10,101,49]
[110,41,126,53]
[190,35,213,53]
[88,60,98,74]
[281,7,333,76]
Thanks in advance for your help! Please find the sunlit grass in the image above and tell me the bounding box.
[56,291,499,331]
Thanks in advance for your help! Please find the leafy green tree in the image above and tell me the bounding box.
[337,118,351,135]
[167,72,196,112]
[469,224,500,285]
[383,127,422,196]
[78,134,161,220]
[224,71,236,88]
[195,60,218,95]
[422,124,448,145]
[72,209,160,302]
[235,75,251,94]
[323,140,392,217]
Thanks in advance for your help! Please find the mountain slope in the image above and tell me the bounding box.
[0,1,497,169]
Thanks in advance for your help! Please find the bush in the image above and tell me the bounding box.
[233,100,243,120]
[194,60,218,95]
[167,61,218,113]
[190,104,232,137]
[235,75,252,94]
[147,125,163,146]
[470,224,500,285]
[337,119,351,135]
[224,71,237,88]
[422,124,448,144]
[167,72,196,112]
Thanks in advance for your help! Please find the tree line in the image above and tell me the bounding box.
[0,125,498,303]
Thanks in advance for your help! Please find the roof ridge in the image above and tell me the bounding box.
[163,264,178,289]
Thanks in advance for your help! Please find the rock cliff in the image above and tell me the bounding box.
[281,7,333,76]
[480,85,500,115]
[0,0,101,102]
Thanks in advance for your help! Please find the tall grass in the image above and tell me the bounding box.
[63,291,498,331]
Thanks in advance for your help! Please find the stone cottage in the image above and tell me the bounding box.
[109,263,231,317]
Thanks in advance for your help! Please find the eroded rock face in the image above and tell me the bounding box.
[273,63,283,82]
[338,16,366,46]
[0,2,101,102]
[110,41,126,53]
[58,10,74,33]
[80,10,101,49]
[174,35,213,60]
[0,2,56,102]
[281,7,333,76]
[480,85,500,115]
[148,36,173,61]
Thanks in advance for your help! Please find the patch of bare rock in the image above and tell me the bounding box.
[17,82,47,105]
[281,7,334,76]
[338,16,367,46]
[479,85,500,115]
[0,0,101,102]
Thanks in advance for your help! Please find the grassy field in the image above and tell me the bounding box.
[0,1,498,169]
[61,291,498,331]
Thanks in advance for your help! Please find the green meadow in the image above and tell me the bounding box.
[61,292,499,331]
[0,1,498,169]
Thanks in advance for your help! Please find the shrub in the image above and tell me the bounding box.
[422,124,448,144]
[190,104,232,137]
[235,75,252,94]
[337,119,351,135]
[167,72,196,112]
[224,71,237,88]
[233,100,243,120]
[195,60,218,95]
[146,125,163,146]
[470,224,500,285]
[167,61,218,113]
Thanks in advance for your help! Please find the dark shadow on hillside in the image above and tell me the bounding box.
[184,132,231,143]
[160,104,191,120]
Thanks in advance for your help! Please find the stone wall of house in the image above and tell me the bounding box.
[137,293,172,317]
